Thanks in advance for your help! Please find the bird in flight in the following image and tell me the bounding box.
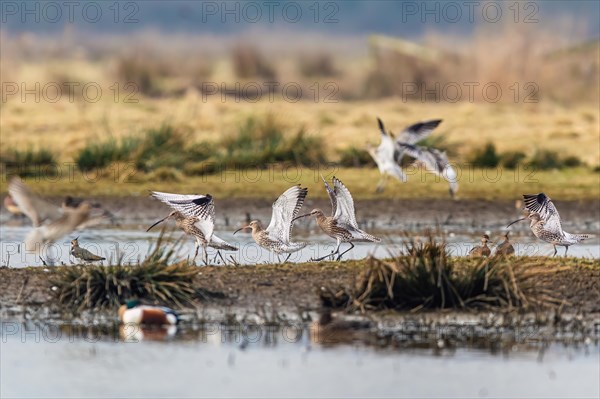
[8,177,112,255]
[368,118,458,197]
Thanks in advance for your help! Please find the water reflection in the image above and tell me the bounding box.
[2,320,598,398]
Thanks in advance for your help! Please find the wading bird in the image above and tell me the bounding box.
[70,237,105,263]
[469,234,491,257]
[368,118,458,197]
[494,232,515,256]
[507,193,591,256]
[234,185,308,263]
[8,177,111,253]
[118,300,179,325]
[148,191,237,265]
[293,176,381,261]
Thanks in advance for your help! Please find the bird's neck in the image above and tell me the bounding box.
[315,214,329,227]
[251,226,264,239]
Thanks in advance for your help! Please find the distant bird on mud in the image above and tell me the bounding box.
[70,237,105,264]
[507,193,592,256]
[367,118,458,197]
[494,232,515,256]
[293,176,381,261]
[8,177,112,253]
[119,300,179,326]
[469,234,491,257]
[148,191,237,265]
[234,185,308,263]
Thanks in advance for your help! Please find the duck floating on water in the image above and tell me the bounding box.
[118,300,179,326]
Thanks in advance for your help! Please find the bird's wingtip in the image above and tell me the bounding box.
[377,117,386,134]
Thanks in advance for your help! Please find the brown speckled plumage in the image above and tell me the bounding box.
[294,176,380,261]
[234,185,308,262]
[469,234,491,257]
[494,232,515,256]
[148,191,237,264]
[508,193,592,256]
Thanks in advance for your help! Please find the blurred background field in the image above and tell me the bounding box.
[1,1,599,198]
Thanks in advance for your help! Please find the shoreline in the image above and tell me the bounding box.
[2,259,599,323]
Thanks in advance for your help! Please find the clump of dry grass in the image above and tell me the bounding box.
[52,235,202,311]
[322,236,558,312]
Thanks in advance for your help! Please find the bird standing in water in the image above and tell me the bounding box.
[234,185,308,263]
[508,193,591,256]
[293,176,381,261]
[70,237,105,264]
[469,234,491,257]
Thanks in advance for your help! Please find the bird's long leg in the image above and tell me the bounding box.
[284,253,292,263]
[203,245,209,266]
[375,174,387,193]
[193,241,200,261]
[309,239,341,262]
[564,246,569,256]
[336,242,355,261]
[217,251,228,265]
[552,245,557,257]
[311,253,334,262]
[212,251,219,263]
[331,239,342,260]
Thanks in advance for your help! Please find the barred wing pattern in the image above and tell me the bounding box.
[266,185,308,243]
[397,143,450,174]
[330,177,359,229]
[395,119,443,145]
[150,191,215,241]
[523,193,563,233]
[321,175,337,217]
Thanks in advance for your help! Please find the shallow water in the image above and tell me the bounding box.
[1,224,599,267]
[1,321,598,398]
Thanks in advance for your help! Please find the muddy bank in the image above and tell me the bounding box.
[1,259,599,319]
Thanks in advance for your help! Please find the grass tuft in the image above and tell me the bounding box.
[468,142,500,168]
[322,235,557,312]
[0,147,58,177]
[337,146,376,167]
[75,136,140,171]
[52,235,201,311]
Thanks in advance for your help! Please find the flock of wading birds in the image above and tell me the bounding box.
[4,118,593,267]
